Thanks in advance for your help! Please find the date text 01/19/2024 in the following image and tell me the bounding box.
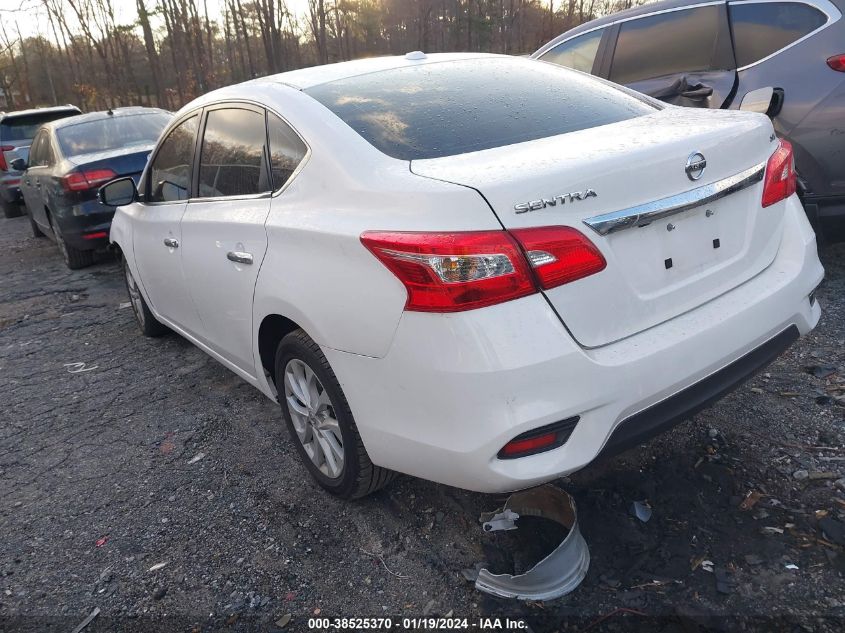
[306,617,529,630]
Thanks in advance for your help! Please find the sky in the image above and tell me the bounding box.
[2,0,312,40]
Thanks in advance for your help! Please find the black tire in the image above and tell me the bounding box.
[123,257,168,337]
[28,210,45,238]
[51,215,94,269]
[275,329,396,499]
[2,197,23,218]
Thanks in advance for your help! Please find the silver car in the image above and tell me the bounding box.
[0,105,81,218]
[534,0,845,242]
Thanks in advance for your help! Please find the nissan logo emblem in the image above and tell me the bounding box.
[685,152,707,181]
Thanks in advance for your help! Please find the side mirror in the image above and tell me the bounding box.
[10,157,26,171]
[740,87,784,117]
[98,177,137,207]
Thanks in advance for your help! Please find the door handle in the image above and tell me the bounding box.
[163,237,179,248]
[227,251,253,265]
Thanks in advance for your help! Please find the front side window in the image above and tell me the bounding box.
[540,29,604,74]
[198,107,270,198]
[609,7,723,84]
[148,114,199,203]
[306,58,655,160]
[729,1,827,68]
[268,113,307,191]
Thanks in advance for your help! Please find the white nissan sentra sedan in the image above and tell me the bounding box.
[100,53,823,499]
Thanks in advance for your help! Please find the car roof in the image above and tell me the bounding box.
[0,104,80,122]
[45,107,169,131]
[250,52,508,90]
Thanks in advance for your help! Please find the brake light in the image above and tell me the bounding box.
[62,168,117,192]
[360,230,536,312]
[510,226,606,289]
[0,145,14,171]
[761,139,796,208]
[827,54,845,72]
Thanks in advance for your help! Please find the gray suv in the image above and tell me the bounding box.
[534,0,845,241]
[1,105,81,217]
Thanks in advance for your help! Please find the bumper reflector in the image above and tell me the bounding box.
[498,417,579,459]
[82,231,109,240]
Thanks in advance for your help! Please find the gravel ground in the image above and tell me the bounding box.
[1,212,844,632]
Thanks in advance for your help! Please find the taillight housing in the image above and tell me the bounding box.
[510,226,607,290]
[827,54,845,72]
[761,139,796,208]
[360,230,536,312]
[0,145,14,172]
[361,226,606,313]
[62,168,118,192]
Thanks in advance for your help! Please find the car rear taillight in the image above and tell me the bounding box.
[362,227,607,312]
[509,226,607,290]
[360,230,536,312]
[827,54,845,72]
[0,145,14,171]
[62,168,117,192]
[761,139,796,208]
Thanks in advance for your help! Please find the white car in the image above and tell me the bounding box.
[101,53,823,499]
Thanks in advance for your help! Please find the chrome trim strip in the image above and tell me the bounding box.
[582,161,765,236]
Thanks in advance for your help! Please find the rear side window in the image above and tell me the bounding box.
[609,7,723,84]
[148,114,199,203]
[268,113,307,190]
[540,29,604,73]
[0,110,79,143]
[198,107,270,198]
[306,58,654,160]
[729,1,827,68]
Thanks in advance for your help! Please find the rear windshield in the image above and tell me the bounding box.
[305,58,656,160]
[0,110,79,143]
[57,112,171,157]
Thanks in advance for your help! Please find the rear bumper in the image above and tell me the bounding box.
[324,197,823,493]
[55,199,114,250]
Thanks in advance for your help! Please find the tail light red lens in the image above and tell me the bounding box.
[761,139,796,208]
[827,54,845,72]
[0,145,15,172]
[360,230,536,312]
[62,168,117,192]
[362,226,606,312]
[510,226,607,290]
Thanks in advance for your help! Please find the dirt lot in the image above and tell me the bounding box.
[1,212,844,632]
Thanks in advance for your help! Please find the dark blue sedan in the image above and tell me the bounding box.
[17,107,171,268]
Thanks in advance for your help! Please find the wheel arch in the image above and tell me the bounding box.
[257,313,306,386]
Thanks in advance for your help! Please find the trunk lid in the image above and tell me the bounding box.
[411,108,783,347]
[68,145,154,180]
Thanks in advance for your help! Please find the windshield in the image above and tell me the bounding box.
[57,112,171,157]
[305,57,656,160]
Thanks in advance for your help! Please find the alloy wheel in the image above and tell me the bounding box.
[283,358,345,479]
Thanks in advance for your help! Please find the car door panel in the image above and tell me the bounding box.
[132,113,204,336]
[181,197,271,374]
[606,3,738,109]
[179,105,273,375]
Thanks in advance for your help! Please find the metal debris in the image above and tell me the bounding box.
[70,607,100,633]
[481,509,520,532]
[473,485,589,601]
[631,500,652,523]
